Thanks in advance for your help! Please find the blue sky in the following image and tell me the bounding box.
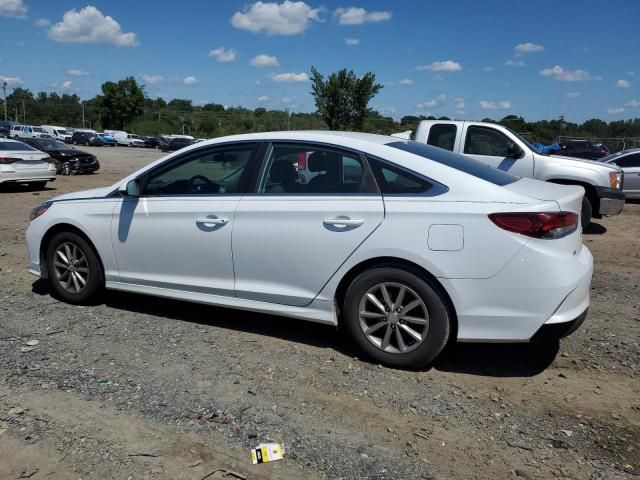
[1,0,639,122]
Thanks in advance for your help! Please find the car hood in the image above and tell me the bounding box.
[549,154,620,172]
[48,149,90,158]
[51,186,114,202]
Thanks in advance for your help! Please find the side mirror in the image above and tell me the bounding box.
[507,142,524,159]
[119,179,140,197]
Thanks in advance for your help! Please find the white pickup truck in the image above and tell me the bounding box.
[409,120,625,227]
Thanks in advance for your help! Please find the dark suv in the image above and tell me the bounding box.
[70,131,104,146]
[557,140,610,160]
[161,137,194,152]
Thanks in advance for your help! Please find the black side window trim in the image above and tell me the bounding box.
[367,154,449,197]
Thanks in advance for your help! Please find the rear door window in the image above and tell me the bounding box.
[426,124,457,151]
[614,154,640,168]
[368,158,445,195]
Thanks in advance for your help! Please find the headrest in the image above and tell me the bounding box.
[308,151,339,172]
[270,160,298,183]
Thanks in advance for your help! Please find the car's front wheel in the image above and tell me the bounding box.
[46,232,103,304]
[343,267,450,369]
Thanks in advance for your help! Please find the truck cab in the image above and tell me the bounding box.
[413,120,625,228]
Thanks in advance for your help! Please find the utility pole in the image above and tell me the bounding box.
[2,81,7,121]
[81,102,85,128]
[22,99,25,123]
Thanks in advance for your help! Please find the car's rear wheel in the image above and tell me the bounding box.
[27,181,47,190]
[581,197,592,229]
[46,232,103,304]
[343,267,450,368]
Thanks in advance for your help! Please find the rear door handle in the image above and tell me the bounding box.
[196,217,229,226]
[323,218,364,227]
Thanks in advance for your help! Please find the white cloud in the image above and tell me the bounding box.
[398,79,413,85]
[480,100,512,110]
[183,76,199,86]
[617,79,630,88]
[455,110,465,115]
[565,92,581,98]
[454,99,465,109]
[142,74,163,84]
[35,18,50,27]
[281,96,293,104]
[258,95,269,102]
[334,7,392,25]
[505,59,526,67]
[209,47,237,63]
[67,69,89,76]
[250,54,279,67]
[269,72,309,82]
[49,6,138,47]
[231,1,322,35]
[482,66,493,72]
[607,107,624,114]
[515,42,544,54]
[417,94,447,109]
[0,75,23,86]
[62,80,73,89]
[624,100,640,107]
[539,65,592,82]
[0,0,26,18]
[344,37,359,46]
[416,60,462,72]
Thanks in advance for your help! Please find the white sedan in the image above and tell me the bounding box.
[25,131,592,368]
[0,138,56,188]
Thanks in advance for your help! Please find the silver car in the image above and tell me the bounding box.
[600,148,640,199]
[0,139,56,189]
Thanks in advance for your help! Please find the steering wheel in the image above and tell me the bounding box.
[189,175,216,193]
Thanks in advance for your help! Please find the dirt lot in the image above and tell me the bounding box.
[0,145,639,479]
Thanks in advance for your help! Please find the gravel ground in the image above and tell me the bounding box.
[0,145,639,479]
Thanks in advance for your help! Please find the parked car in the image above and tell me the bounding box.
[0,138,56,188]
[11,125,51,139]
[0,120,14,137]
[71,131,104,146]
[599,148,640,199]
[113,132,146,147]
[98,133,117,146]
[411,120,624,228]
[148,136,170,149]
[21,137,100,175]
[555,140,610,160]
[161,136,194,152]
[26,131,592,368]
[133,134,152,148]
[41,125,73,142]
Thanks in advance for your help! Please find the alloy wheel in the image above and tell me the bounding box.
[52,242,90,294]
[358,282,430,354]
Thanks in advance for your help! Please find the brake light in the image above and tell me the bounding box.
[0,157,20,164]
[297,152,307,170]
[601,150,609,157]
[488,212,579,239]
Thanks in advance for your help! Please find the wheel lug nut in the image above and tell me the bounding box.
[396,308,402,313]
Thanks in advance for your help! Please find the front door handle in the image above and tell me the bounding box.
[196,217,229,226]
[323,218,364,227]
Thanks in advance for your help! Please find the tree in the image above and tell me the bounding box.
[95,76,145,129]
[310,67,383,131]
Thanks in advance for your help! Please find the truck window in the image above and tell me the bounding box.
[426,124,457,151]
[464,126,511,157]
[614,154,640,168]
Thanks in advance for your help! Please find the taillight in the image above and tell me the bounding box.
[0,157,20,164]
[488,212,579,239]
[297,152,307,170]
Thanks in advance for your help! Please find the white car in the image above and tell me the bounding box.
[25,132,592,368]
[0,138,56,188]
[11,125,51,139]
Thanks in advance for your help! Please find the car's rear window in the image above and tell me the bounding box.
[386,140,519,186]
[0,141,37,151]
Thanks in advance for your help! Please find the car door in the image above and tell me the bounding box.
[461,124,534,177]
[111,142,260,296]
[233,142,384,307]
[614,154,640,197]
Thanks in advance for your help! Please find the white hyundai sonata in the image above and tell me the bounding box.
[25,131,592,368]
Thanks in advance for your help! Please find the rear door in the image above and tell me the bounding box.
[232,142,384,306]
[461,124,534,177]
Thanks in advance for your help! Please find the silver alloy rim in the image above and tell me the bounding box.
[53,242,89,294]
[358,282,429,354]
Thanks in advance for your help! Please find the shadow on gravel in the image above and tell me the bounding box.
[434,341,559,377]
[583,222,607,235]
[0,184,56,193]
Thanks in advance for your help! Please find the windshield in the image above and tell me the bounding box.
[35,139,68,149]
[0,141,37,151]
[505,128,546,155]
[55,129,68,135]
[33,127,45,133]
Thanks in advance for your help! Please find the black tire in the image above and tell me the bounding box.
[343,267,450,369]
[581,197,592,229]
[27,181,47,190]
[46,231,104,304]
[52,160,63,175]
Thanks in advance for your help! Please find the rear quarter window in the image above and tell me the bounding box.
[387,140,519,186]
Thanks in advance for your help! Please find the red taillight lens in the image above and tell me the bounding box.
[0,157,20,164]
[602,150,609,157]
[297,152,307,170]
[488,212,579,239]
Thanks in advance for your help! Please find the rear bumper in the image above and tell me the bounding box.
[595,186,625,216]
[530,308,588,342]
[0,169,56,184]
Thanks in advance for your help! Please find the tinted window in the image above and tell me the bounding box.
[368,158,444,195]
[257,144,366,194]
[464,126,511,156]
[142,145,256,196]
[426,124,457,151]
[614,154,640,168]
[0,141,37,151]
[386,140,519,186]
[34,139,68,149]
